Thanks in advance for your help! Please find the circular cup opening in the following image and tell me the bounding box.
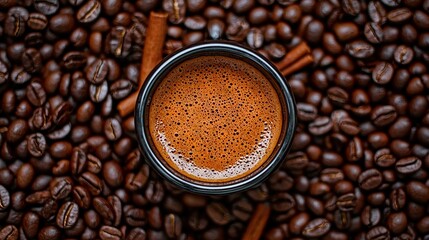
[135,41,296,195]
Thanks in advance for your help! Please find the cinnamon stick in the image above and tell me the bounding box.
[117,12,168,117]
[281,54,313,76]
[275,42,311,70]
[242,203,271,240]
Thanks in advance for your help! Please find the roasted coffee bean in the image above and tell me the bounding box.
[390,188,406,211]
[78,172,103,196]
[308,116,333,135]
[102,160,123,188]
[86,59,108,84]
[50,177,73,200]
[406,181,429,204]
[374,148,396,167]
[27,133,46,157]
[0,225,18,240]
[27,13,48,31]
[49,13,76,34]
[77,0,101,23]
[361,206,381,227]
[72,186,91,209]
[125,207,146,227]
[56,201,79,229]
[333,22,359,41]
[358,169,382,191]
[302,218,330,237]
[336,193,356,211]
[99,225,122,240]
[372,62,394,85]
[93,197,115,222]
[394,45,414,65]
[34,0,59,15]
[341,0,360,16]
[90,81,109,103]
[395,157,422,174]
[387,212,407,234]
[387,8,413,23]
[110,79,133,99]
[371,105,397,127]
[63,51,87,70]
[346,40,375,59]
[205,202,231,225]
[0,185,10,211]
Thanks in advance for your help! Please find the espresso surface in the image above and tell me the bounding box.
[149,56,283,182]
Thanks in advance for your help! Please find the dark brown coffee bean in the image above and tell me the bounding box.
[368,1,387,24]
[387,8,412,23]
[93,197,115,222]
[86,59,108,84]
[414,10,429,30]
[336,193,356,211]
[38,226,61,240]
[390,188,406,211]
[361,206,381,227]
[346,40,375,59]
[207,19,225,40]
[22,211,40,238]
[22,49,42,73]
[0,225,18,240]
[125,208,146,227]
[16,163,35,189]
[387,212,407,234]
[164,213,182,238]
[394,45,414,65]
[99,225,122,240]
[34,0,59,15]
[297,103,317,122]
[50,177,73,200]
[0,185,10,211]
[110,79,133,99]
[333,22,359,41]
[205,202,231,225]
[78,172,103,196]
[272,192,295,212]
[358,169,382,191]
[406,181,429,204]
[26,133,46,157]
[102,160,123,188]
[56,201,79,229]
[4,7,29,37]
[371,105,397,127]
[364,22,384,44]
[308,116,333,135]
[366,226,390,240]
[26,81,46,106]
[372,62,394,85]
[72,186,91,209]
[341,0,360,16]
[396,157,422,174]
[90,81,108,103]
[63,51,87,70]
[374,148,396,167]
[126,228,147,240]
[77,0,101,23]
[302,218,330,237]
[104,118,122,141]
[246,28,264,49]
[163,0,186,24]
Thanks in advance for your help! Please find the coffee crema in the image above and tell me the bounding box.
[148,55,283,183]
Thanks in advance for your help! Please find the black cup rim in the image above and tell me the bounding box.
[135,41,296,195]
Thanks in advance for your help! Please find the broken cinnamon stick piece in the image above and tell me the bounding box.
[117,12,168,117]
[281,54,313,77]
[241,202,271,240]
[276,42,311,70]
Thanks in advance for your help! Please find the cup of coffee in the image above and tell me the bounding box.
[135,41,296,195]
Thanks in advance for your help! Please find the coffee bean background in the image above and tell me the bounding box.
[1,0,429,239]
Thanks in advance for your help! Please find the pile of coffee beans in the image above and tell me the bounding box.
[1,0,429,239]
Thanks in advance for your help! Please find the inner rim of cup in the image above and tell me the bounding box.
[135,41,296,195]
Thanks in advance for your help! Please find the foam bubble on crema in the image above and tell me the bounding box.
[156,121,273,180]
[148,55,283,183]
